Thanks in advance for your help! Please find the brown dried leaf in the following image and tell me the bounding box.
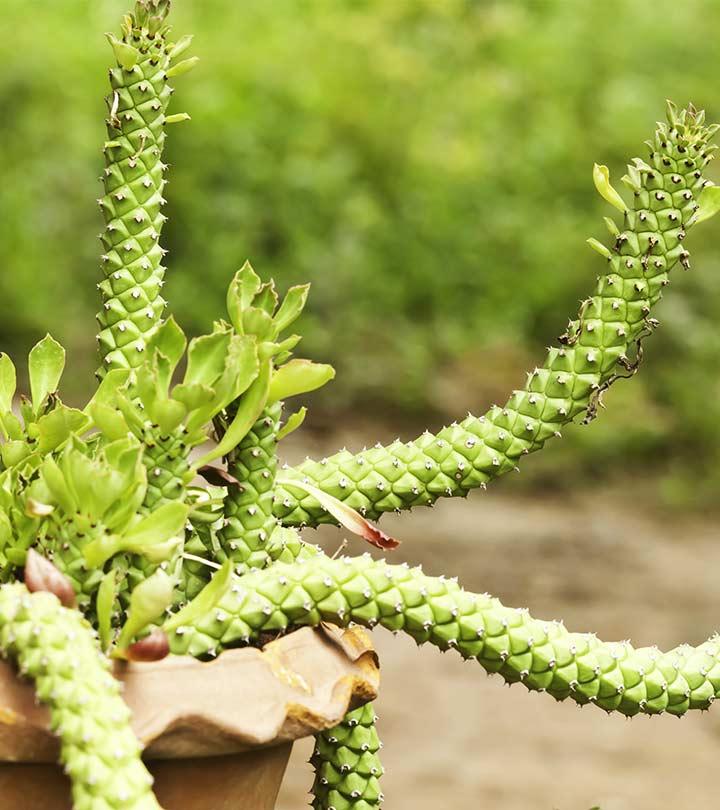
[24,549,77,608]
[197,465,241,488]
[277,477,400,550]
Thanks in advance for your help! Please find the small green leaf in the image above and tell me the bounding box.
[183,327,232,389]
[695,185,720,224]
[28,335,65,412]
[226,262,262,332]
[1,441,31,469]
[277,407,307,440]
[123,502,189,550]
[0,354,16,414]
[39,456,75,514]
[254,281,279,315]
[273,284,310,334]
[586,238,611,260]
[242,307,275,342]
[194,360,271,468]
[96,570,119,652]
[166,56,200,78]
[165,112,191,124]
[147,317,187,380]
[88,402,129,442]
[593,163,627,213]
[164,559,233,632]
[105,33,140,69]
[37,406,90,454]
[268,359,335,403]
[84,368,130,414]
[117,570,175,651]
[168,34,194,60]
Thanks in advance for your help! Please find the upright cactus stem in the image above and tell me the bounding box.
[311,703,384,810]
[219,403,282,573]
[97,1,196,376]
[274,104,719,527]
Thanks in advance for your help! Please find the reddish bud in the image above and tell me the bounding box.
[24,549,77,608]
[126,629,171,662]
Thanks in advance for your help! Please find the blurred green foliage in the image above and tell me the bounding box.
[2,0,720,502]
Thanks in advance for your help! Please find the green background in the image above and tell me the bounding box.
[2,0,720,503]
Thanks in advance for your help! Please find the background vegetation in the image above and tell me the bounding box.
[3,0,720,504]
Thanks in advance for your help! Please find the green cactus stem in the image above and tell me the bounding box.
[218,403,282,573]
[0,583,160,809]
[171,554,720,717]
[274,104,718,528]
[311,703,384,810]
[97,1,195,375]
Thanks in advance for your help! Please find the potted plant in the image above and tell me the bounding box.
[1,2,720,808]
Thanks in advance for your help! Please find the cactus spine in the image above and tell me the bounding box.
[274,105,718,527]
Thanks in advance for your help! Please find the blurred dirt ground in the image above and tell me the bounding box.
[274,434,720,809]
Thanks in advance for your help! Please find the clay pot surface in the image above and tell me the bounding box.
[0,625,379,809]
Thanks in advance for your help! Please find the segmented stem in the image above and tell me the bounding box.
[311,703,384,810]
[0,584,160,809]
[274,105,718,527]
[96,3,174,375]
[219,403,282,573]
[171,554,720,717]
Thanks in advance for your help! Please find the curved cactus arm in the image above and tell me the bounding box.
[97,1,196,375]
[311,703,384,810]
[274,103,719,528]
[171,554,720,718]
[0,584,161,809]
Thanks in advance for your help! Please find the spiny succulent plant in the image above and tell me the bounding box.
[1,2,719,809]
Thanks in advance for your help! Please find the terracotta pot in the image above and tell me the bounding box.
[0,625,379,810]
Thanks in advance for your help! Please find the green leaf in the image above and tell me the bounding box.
[105,33,140,69]
[171,382,216,413]
[194,359,271,468]
[586,237,612,259]
[273,284,310,334]
[83,368,130,415]
[183,327,232,389]
[0,354,16,414]
[277,407,307,440]
[117,570,175,651]
[28,335,65,412]
[695,185,720,224]
[147,317,187,379]
[123,501,189,550]
[242,307,275,342]
[1,441,31,469]
[39,456,75,513]
[166,56,200,78]
[168,34,194,60]
[226,261,262,332]
[592,163,627,213]
[164,559,233,632]
[268,359,335,403]
[185,335,259,432]
[96,570,118,651]
[88,402,129,441]
[254,281,279,315]
[37,406,90,454]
